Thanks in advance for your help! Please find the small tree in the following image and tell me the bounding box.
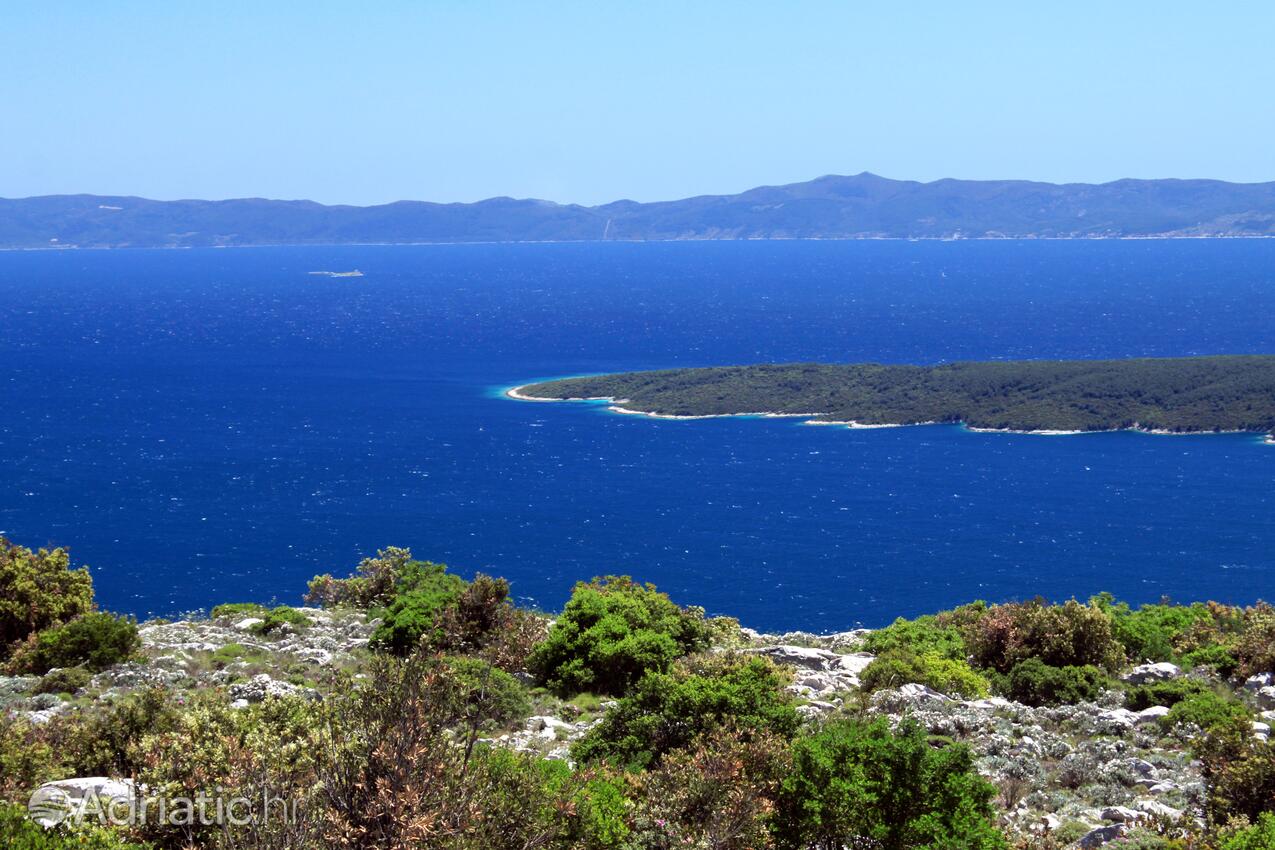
[0,537,94,658]
[773,717,1005,850]
[529,576,712,696]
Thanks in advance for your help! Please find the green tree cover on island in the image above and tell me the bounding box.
[515,355,1275,433]
[7,537,1275,847]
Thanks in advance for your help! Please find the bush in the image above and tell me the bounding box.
[529,576,713,696]
[860,649,989,698]
[628,725,790,850]
[573,653,799,769]
[1235,603,1275,679]
[967,598,1125,674]
[1222,813,1275,850]
[1124,678,1212,711]
[1196,715,1275,826]
[209,602,268,620]
[863,614,967,661]
[1163,690,1250,733]
[1095,595,1216,663]
[0,803,150,849]
[1002,658,1109,707]
[1180,644,1239,677]
[11,613,139,674]
[306,546,423,610]
[33,666,92,696]
[368,562,467,655]
[248,605,311,636]
[0,538,95,660]
[772,717,1005,850]
[442,656,531,729]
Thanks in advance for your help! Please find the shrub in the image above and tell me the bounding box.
[529,576,712,696]
[209,602,268,620]
[1222,813,1275,850]
[1195,715,1275,826]
[772,717,1005,850]
[628,725,790,850]
[1235,603,1275,678]
[1163,690,1250,733]
[0,717,58,800]
[1180,644,1239,677]
[0,803,151,849]
[1002,658,1109,707]
[305,546,420,610]
[248,605,311,636]
[573,653,799,769]
[864,614,967,661]
[11,613,139,674]
[442,656,531,729]
[33,666,92,696]
[1094,595,1215,663]
[860,649,990,698]
[56,686,182,778]
[0,538,94,659]
[368,562,467,654]
[1124,678,1212,711]
[967,598,1125,674]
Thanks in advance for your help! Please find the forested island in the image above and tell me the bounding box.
[511,355,1275,435]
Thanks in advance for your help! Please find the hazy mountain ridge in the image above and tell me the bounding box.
[5,172,1275,248]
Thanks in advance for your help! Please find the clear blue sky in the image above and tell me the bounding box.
[3,2,1273,205]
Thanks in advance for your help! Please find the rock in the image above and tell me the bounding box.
[897,683,952,704]
[1101,805,1142,823]
[746,645,840,670]
[1244,672,1274,691]
[1126,758,1157,778]
[30,777,136,827]
[1255,687,1275,710]
[1077,823,1128,847]
[229,698,250,710]
[1041,813,1062,832]
[29,692,62,710]
[1121,663,1181,685]
[1146,781,1178,795]
[1135,799,1183,820]
[233,617,265,631]
[1136,705,1171,723]
[228,673,315,703]
[1098,708,1139,730]
[1254,721,1271,742]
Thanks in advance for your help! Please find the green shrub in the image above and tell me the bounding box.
[1235,603,1275,678]
[860,649,989,698]
[0,803,151,849]
[209,643,268,666]
[864,614,967,661]
[208,602,268,620]
[1002,658,1109,706]
[967,598,1125,674]
[1124,678,1212,711]
[1196,715,1275,826]
[1222,813,1275,850]
[305,545,420,609]
[13,613,140,674]
[573,653,799,769]
[772,717,1005,850]
[1180,644,1239,677]
[248,605,311,636]
[1163,690,1250,733]
[0,538,95,660]
[1094,595,1215,663]
[368,563,467,655]
[529,576,712,696]
[443,656,531,729]
[33,666,92,696]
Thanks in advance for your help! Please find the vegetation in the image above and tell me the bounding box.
[516,356,1275,433]
[573,653,800,769]
[529,575,712,696]
[8,536,1275,849]
[0,538,95,660]
[772,717,1005,850]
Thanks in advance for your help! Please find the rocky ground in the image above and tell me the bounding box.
[5,615,1274,847]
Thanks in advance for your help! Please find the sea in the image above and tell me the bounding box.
[2,240,1273,631]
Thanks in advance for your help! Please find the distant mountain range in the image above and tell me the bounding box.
[4,173,1275,249]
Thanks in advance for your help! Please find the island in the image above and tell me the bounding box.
[508,355,1275,435]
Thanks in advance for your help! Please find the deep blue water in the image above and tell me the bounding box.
[1,240,1273,630]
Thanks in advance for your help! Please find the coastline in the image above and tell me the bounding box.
[505,386,1275,440]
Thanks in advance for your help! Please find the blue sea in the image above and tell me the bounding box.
[2,240,1273,631]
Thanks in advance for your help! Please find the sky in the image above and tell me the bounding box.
[2,2,1273,206]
